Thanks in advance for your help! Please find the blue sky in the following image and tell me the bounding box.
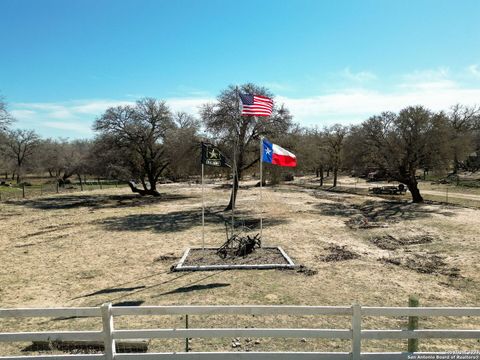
[1,0,480,138]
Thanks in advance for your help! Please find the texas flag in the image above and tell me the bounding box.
[262,138,297,167]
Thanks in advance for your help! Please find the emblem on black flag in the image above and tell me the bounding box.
[201,142,229,167]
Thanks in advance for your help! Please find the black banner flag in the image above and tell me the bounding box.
[201,142,229,167]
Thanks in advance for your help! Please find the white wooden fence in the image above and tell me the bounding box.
[1,304,480,360]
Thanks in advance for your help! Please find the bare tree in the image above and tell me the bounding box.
[94,98,175,196]
[324,124,348,187]
[38,139,92,185]
[164,112,201,180]
[37,139,69,178]
[201,84,292,210]
[448,104,480,173]
[0,96,14,132]
[352,106,450,202]
[3,129,40,183]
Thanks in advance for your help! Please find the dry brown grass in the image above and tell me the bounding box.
[1,181,480,354]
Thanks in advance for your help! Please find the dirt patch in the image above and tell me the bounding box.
[345,215,388,229]
[379,253,461,277]
[370,234,434,250]
[317,244,360,262]
[154,253,178,262]
[182,248,289,266]
[295,265,318,276]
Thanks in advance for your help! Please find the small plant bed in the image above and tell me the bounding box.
[173,247,295,271]
[379,253,461,277]
[370,233,434,250]
[317,244,360,262]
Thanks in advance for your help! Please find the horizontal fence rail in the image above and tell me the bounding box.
[113,328,353,340]
[1,303,480,360]
[111,305,353,316]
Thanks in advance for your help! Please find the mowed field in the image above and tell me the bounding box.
[1,179,480,354]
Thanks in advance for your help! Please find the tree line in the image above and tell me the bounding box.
[1,85,479,203]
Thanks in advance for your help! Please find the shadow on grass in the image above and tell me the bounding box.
[98,207,288,233]
[9,193,193,210]
[112,300,144,307]
[157,283,230,296]
[314,199,456,222]
[78,286,147,299]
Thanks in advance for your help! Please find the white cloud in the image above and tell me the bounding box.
[167,97,213,114]
[468,64,480,78]
[278,83,480,126]
[399,67,456,91]
[341,67,377,82]
[10,97,213,137]
[10,109,36,119]
[10,67,480,136]
[43,121,93,134]
[402,67,450,82]
[262,82,294,92]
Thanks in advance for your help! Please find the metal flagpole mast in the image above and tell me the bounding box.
[259,136,263,240]
[201,163,205,251]
[230,86,240,236]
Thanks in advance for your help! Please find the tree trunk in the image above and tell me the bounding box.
[77,173,84,191]
[224,172,239,211]
[453,153,459,174]
[326,168,330,177]
[62,172,72,184]
[319,165,324,186]
[407,180,423,203]
[333,167,338,187]
[147,173,158,193]
[128,181,160,196]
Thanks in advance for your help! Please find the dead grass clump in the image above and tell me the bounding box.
[345,215,388,229]
[379,253,461,277]
[295,265,318,276]
[369,234,398,250]
[318,244,360,262]
[370,234,434,250]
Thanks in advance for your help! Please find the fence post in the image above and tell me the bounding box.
[408,295,419,352]
[185,314,189,352]
[352,303,361,360]
[101,303,116,360]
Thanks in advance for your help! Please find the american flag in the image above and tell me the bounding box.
[239,93,273,117]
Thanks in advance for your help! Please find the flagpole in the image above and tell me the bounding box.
[232,139,236,235]
[259,136,263,242]
[201,163,205,252]
[230,86,239,237]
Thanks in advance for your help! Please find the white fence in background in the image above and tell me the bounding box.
[1,304,480,360]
